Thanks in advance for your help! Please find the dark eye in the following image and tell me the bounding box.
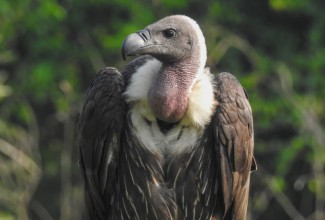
[162,29,176,38]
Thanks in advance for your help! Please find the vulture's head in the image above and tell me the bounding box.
[122,15,206,65]
[122,15,210,124]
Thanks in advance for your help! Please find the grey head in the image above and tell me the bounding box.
[122,15,207,64]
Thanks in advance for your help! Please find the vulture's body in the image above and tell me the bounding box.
[79,15,256,220]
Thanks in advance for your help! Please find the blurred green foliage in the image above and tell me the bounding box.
[1,0,325,219]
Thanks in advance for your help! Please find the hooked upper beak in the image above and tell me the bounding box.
[121,29,151,60]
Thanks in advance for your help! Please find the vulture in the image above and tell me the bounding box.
[79,15,256,220]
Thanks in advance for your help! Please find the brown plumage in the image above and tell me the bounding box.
[79,15,256,220]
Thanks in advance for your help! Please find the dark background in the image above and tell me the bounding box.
[1,0,325,219]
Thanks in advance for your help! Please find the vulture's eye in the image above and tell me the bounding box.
[162,29,176,38]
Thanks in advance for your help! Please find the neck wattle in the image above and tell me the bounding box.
[148,60,200,123]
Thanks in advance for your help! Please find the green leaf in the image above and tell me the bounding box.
[0,211,14,220]
[270,177,286,192]
[269,0,308,11]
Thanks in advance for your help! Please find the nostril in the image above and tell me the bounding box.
[140,33,148,41]
[137,29,150,42]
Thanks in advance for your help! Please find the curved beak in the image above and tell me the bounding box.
[121,29,151,60]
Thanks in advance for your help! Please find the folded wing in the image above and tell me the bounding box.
[79,67,125,219]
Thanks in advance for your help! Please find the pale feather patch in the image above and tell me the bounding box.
[124,59,162,103]
[130,106,202,155]
[185,68,217,128]
[124,59,162,122]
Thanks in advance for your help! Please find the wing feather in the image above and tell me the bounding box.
[213,72,256,218]
[79,67,125,219]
